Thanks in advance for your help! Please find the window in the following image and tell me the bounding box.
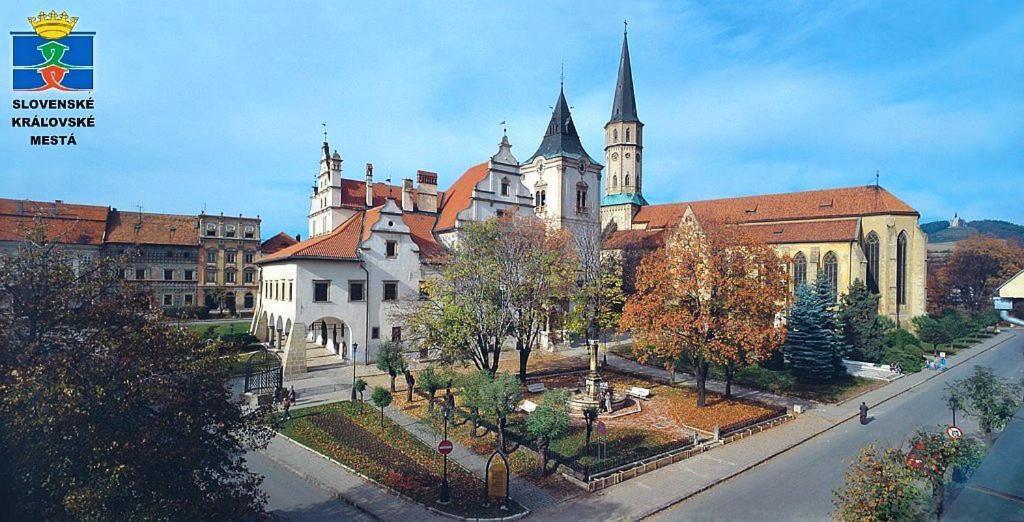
[391,327,402,341]
[244,270,254,283]
[225,270,236,284]
[226,251,236,264]
[383,281,398,301]
[500,177,510,196]
[184,294,193,305]
[205,225,216,237]
[244,226,254,239]
[624,174,631,187]
[576,184,588,214]
[244,251,254,264]
[385,240,398,258]
[535,189,546,208]
[792,252,807,288]
[612,175,618,188]
[164,269,174,281]
[613,128,618,142]
[897,231,908,305]
[495,209,505,218]
[163,294,173,306]
[135,268,146,280]
[625,128,631,142]
[349,281,365,302]
[206,269,217,284]
[864,231,880,293]
[313,280,330,302]
[288,281,293,301]
[206,251,216,263]
[371,327,380,339]
[822,251,839,303]
[225,225,236,238]
[243,293,253,308]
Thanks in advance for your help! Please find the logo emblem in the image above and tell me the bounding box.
[12,11,93,91]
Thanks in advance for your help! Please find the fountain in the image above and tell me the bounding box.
[567,339,630,415]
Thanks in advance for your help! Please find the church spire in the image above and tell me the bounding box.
[609,28,638,123]
[527,83,596,163]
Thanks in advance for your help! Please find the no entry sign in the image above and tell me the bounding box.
[946,426,963,439]
[438,439,453,455]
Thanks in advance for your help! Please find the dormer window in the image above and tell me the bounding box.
[500,177,510,196]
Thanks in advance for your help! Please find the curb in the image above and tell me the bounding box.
[271,432,529,522]
[636,331,1018,520]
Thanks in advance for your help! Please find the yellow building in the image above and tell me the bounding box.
[600,32,927,326]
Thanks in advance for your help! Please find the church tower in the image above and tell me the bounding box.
[307,141,347,238]
[521,84,602,236]
[601,28,647,231]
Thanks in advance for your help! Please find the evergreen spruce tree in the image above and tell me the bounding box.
[837,279,886,363]
[785,277,845,383]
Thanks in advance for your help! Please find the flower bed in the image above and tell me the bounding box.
[278,402,525,519]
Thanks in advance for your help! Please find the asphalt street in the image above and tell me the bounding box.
[656,332,1024,521]
[246,450,375,521]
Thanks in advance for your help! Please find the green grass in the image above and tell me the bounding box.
[188,321,249,337]
[224,351,255,377]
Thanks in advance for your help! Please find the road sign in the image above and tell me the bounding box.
[597,421,607,436]
[438,439,453,455]
[946,426,963,439]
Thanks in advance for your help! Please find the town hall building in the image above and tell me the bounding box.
[252,29,927,374]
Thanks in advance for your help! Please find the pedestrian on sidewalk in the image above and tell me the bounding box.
[859,401,869,425]
[288,385,296,402]
[282,395,292,420]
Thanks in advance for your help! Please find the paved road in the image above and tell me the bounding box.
[246,450,375,521]
[656,332,1024,522]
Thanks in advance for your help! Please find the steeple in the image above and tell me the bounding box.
[609,28,638,124]
[527,85,596,163]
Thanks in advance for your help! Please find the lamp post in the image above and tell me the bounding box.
[948,395,959,426]
[350,342,359,401]
[440,403,452,504]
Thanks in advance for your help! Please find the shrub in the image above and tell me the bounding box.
[219,332,258,353]
[163,305,211,320]
[736,365,796,394]
[883,345,923,373]
[886,328,918,350]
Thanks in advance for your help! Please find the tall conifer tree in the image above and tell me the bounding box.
[786,277,845,383]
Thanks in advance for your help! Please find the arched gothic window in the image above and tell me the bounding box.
[896,231,908,305]
[612,175,618,188]
[822,251,839,303]
[792,252,807,289]
[864,231,880,293]
[613,129,618,142]
[624,174,631,187]
[625,128,631,142]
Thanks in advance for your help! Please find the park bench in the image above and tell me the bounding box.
[628,386,651,400]
[519,399,538,413]
[525,382,546,393]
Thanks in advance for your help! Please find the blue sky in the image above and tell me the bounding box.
[2,1,1022,237]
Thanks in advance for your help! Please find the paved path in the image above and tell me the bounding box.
[652,329,1024,521]
[258,434,446,521]
[384,405,558,513]
[247,449,375,521]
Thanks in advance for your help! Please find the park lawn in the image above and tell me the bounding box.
[223,351,256,377]
[278,402,525,519]
[187,321,250,337]
[394,368,783,477]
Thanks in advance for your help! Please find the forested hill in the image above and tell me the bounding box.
[923,219,1024,244]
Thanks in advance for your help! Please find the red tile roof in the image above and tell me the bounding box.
[337,179,444,211]
[261,232,297,255]
[259,212,365,262]
[105,210,198,246]
[603,229,667,251]
[0,198,109,245]
[435,162,489,232]
[740,219,860,244]
[405,212,446,261]
[634,185,916,229]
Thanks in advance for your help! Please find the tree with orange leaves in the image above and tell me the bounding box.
[620,220,790,407]
[939,235,1023,312]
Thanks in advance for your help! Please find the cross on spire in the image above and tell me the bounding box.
[322,122,327,142]
[624,19,628,35]
[560,62,564,88]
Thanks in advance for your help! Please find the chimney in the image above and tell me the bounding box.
[295,233,301,242]
[401,179,415,212]
[365,163,374,208]
[416,170,439,213]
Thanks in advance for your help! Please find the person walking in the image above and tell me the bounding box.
[859,401,869,425]
[282,395,292,420]
[288,385,296,402]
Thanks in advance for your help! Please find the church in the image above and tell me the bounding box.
[251,30,927,373]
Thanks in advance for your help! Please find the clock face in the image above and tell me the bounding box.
[611,153,619,161]
[625,153,631,159]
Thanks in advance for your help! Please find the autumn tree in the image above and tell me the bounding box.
[495,216,576,382]
[0,235,270,520]
[566,223,626,342]
[940,235,1024,311]
[620,220,789,406]
[833,444,924,521]
[376,341,407,392]
[904,429,985,519]
[948,366,1022,443]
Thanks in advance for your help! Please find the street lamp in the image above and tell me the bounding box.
[948,395,959,426]
[439,403,452,504]
[350,342,359,401]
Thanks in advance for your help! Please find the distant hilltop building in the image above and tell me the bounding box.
[949,212,964,228]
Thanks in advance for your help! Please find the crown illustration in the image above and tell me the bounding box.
[28,10,78,40]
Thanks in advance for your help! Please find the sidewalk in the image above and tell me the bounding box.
[384,406,561,513]
[259,434,447,521]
